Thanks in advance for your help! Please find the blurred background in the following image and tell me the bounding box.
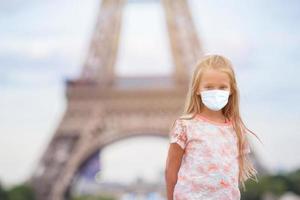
[0,0,300,199]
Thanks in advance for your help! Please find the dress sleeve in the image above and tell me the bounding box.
[169,119,188,150]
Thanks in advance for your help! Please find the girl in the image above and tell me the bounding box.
[165,54,261,200]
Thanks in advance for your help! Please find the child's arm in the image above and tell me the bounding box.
[165,143,185,200]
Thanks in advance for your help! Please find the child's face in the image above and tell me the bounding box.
[197,68,231,95]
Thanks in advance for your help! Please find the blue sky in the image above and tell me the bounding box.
[0,0,300,186]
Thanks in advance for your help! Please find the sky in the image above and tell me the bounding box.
[0,0,300,186]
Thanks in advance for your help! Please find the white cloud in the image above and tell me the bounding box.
[115,2,173,77]
[0,36,86,62]
[0,87,66,186]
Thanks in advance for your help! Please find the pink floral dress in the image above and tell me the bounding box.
[169,114,251,200]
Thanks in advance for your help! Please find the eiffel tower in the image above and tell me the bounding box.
[29,0,265,199]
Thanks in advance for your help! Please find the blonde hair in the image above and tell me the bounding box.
[173,54,261,191]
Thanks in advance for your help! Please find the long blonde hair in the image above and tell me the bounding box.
[176,54,261,191]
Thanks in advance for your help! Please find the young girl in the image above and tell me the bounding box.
[165,54,261,200]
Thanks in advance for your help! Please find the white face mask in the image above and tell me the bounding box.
[199,89,230,111]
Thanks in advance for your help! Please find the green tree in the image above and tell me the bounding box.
[0,182,8,200]
[7,184,35,200]
[286,169,300,195]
